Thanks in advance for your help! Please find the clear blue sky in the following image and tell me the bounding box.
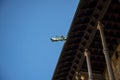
[0,0,79,80]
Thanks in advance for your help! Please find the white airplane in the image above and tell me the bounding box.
[51,36,67,42]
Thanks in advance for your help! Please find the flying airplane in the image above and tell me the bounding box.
[50,36,67,42]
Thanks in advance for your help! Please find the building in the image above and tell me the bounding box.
[52,0,120,80]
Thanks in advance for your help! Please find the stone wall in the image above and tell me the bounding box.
[104,45,120,80]
[80,71,104,80]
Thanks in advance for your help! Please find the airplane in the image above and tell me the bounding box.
[50,36,67,42]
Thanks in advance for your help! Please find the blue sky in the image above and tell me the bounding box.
[0,0,79,80]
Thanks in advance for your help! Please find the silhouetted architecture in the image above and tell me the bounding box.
[52,0,120,80]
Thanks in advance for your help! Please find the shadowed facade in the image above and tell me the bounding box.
[52,0,120,80]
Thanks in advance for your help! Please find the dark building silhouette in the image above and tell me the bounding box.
[52,0,120,80]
